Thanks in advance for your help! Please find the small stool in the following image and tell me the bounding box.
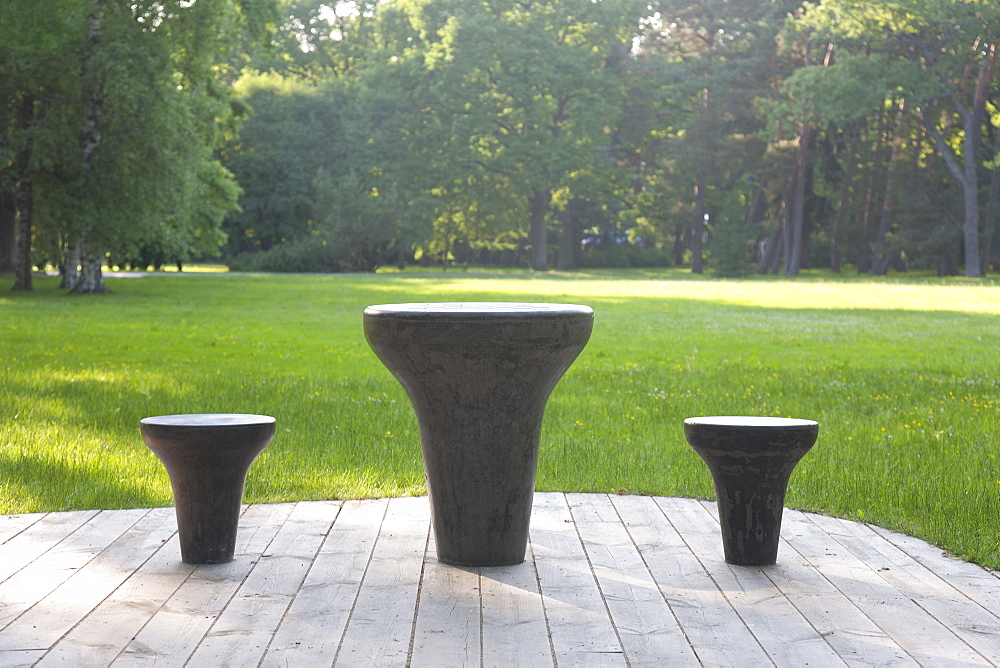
[683,416,818,566]
[140,414,275,564]
[364,302,593,566]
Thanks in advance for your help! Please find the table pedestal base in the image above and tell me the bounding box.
[364,303,593,567]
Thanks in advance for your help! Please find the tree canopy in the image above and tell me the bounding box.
[4,0,1000,283]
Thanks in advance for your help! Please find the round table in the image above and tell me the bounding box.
[363,302,594,566]
[683,416,818,566]
[140,413,275,564]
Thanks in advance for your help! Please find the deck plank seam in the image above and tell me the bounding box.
[862,521,1000,624]
[331,497,392,667]
[609,494,701,663]
[404,519,432,668]
[106,535,196,667]
[567,493,632,666]
[763,532,898,663]
[6,508,157,653]
[526,528,558,667]
[256,501,344,666]
[799,511,982,664]
[657,497,776,666]
[186,502,299,665]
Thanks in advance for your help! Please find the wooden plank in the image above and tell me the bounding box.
[0,509,146,634]
[755,506,915,666]
[0,510,98,585]
[0,650,46,667]
[806,512,1000,664]
[530,492,627,666]
[656,497,847,666]
[611,494,772,667]
[780,509,988,665]
[261,498,388,667]
[869,524,1000,609]
[186,501,337,667]
[479,557,553,667]
[409,530,481,668]
[9,507,177,664]
[567,493,699,666]
[0,512,45,545]
[38,530,195,666]
[334,496,429,667]
[112,503,293,666]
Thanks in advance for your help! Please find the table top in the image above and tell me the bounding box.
[140,414,276,427]
[684,416,818,429]
[364,302,593,317]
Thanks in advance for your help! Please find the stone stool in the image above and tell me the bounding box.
[683,416,818,566]
[364,302,593,566]
[140,413,275,564]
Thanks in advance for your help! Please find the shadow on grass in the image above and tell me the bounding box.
[0,451,162,512]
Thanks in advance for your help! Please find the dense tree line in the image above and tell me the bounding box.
[4,0,1000,286]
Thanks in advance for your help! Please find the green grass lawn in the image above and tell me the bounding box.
[2,268,998,569]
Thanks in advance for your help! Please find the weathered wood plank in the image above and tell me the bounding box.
[333,496,429,667]
[0,510,98,585]
[0,512,45,546]
[0,496,995,667]
[185,501,337,666]
[530,492,627,666]
[0,509,147,635]
[479,556,553,667]
[755,506,915,666]
[807,512,1000,664]
[262,498,388,667]
[611,494,772,667]
[20,508,180,665]
[409,531,481,668]
[869,523,1000,613]
[112,503,293,666]
[657,496,847,666]
[781,509,988,665]
[567,493,699,666]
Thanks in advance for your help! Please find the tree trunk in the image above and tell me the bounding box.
[786,123,813,276]
[528,188,550,271]
[691,162,707,274]
[922,43,996,278]
[556,214,576,270]
[69,235,106,294]
[759,179,791,274]
[12,175,34,291]
[830,127,860,272]
[0,191,15,273]
[982,128,1000,273]
[62,233,81,289]
[871,140,902,275]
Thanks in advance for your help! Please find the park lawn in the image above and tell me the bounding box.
[1,269,998,569]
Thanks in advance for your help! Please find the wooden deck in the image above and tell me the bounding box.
[1,493,998,667]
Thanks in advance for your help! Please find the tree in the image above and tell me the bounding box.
[0,0,278,291]
[788,0,1000,277]
[635,0,799,273]
[382,0,647,271]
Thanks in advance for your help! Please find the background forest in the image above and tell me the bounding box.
[3,0,1000,290]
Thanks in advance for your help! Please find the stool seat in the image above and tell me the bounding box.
[684,416,818,566]
[141,413,275,564]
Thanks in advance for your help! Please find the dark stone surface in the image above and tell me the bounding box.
[364,302,594,566]
[140,414,275,564]
[683,416,818,566]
